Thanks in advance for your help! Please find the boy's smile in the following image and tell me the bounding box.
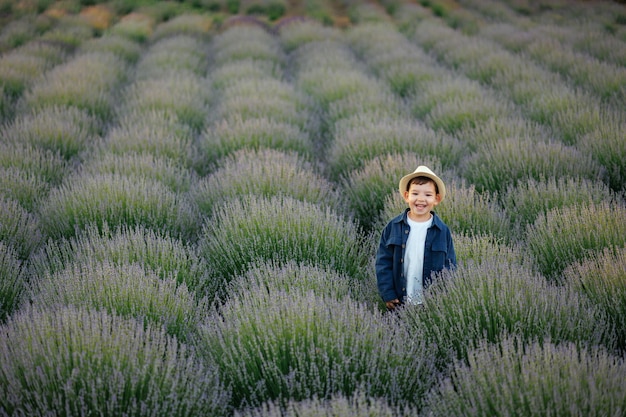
[403,182,441,222]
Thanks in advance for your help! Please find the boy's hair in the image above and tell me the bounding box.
[407,176,439,194]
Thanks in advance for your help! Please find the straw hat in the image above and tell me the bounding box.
[398,165,446,201]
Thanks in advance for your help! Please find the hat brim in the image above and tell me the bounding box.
[399,170,446,202]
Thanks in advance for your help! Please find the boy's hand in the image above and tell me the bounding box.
[385,299,400,310]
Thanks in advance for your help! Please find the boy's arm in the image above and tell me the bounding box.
[375,228,398,303]
[446,230,457,269]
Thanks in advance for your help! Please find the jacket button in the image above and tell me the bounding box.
[405,230,409,234]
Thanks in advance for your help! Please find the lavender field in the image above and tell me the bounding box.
[1,0,626,415]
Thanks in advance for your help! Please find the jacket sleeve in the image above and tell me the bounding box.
[375,225,397,302]
[445,229,457,270]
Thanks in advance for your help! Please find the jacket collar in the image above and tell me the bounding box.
[394,208,443,229]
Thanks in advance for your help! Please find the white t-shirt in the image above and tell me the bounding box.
[404,215,433,304]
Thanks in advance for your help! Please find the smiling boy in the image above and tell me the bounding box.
[375,165,456,310]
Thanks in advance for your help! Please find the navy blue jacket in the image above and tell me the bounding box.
[376,209,456,303]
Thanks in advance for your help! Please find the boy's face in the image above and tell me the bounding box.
[403,181,441,222]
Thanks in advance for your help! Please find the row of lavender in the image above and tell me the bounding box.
[1,3,626,416]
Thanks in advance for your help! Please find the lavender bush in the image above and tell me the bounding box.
[462,138,604,194]
[83,152,195,193]
[135,35,208,78]
[78,34,142,63]
[192,148,340,216]
[109,14,153,43]
[196,288,436,409]
[210,58,283,90]
[411,75,513,134]
[198,195,372,286]
[211,24,285,67]
[579,115,626,192]
[226,259,380,309]
[501,176,617,232]
[150,14,213,42]
[200,117,312,164]
[0,242,24,322]
[235,391,414,417]
[452,232,533,271]
[1,105,100,160]
[398,258,608,368]
[0,166,50,211]
[0,42,65,99]
[210,78,311,128]
[564,247,626,352]
[38,173,200,241]
[121,71,210,132]
[105,109,196,167]
[0,142,68,186]
[29,223,209,294]
[434,178,512,241]
[278,19,342,52]
[329,116,463,181]
[0,197,43,260]
[347,22,443,97]
[0,306,231,416]
[22,51,127,121]
[525,202,626,280]
[29,259,206,341]
[424,336,626,417]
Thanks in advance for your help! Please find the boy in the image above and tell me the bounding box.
[376,165,456,310]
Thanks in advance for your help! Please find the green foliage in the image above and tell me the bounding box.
[525,202,626,280]
[196,288,436,409]
[347,22,442,97]
[452,233,533,271]
[0,3,623,416]
[0,306,231,416]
